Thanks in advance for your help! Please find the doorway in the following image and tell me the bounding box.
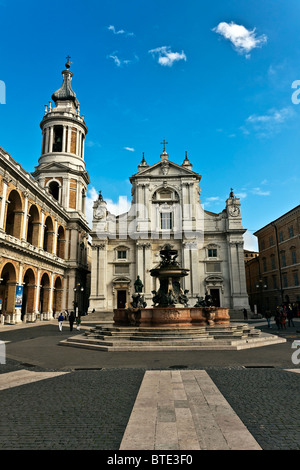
[209,288,220,307]
[117,290,127,309]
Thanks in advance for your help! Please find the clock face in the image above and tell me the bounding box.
[95,206,106,219]
[229,205,240,217]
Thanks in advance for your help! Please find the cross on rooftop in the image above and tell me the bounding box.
[160,139,168,152]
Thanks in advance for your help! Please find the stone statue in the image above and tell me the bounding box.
[131,292,147,309]
[179,289,189,307]
[194,293,214,308]
[134,275,143,293]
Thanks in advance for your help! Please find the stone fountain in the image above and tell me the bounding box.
[113,244,230,327]
[59,244,286,351]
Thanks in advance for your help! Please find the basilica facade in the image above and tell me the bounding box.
[89,146,249,317]
[0,60,90,323]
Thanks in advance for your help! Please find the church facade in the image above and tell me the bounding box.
[0,60,90,323]
[89,146,249,316]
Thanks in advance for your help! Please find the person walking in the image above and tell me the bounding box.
[58,313,64,332]
[76,315,81,331]
[287,305,295,327]
[275,308,282,330]
[243,308,248,320]
[69,311,75,331]
[265,309,272,328]
[280,307,287,329]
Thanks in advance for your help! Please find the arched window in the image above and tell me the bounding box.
[5,190,23,239]
[49,181,60,201]
[56,226,65,259]
[43,216,54,253]
[52,125,63,152]
[27,204,40,246]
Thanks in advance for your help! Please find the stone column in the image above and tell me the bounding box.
[34,269,41,318]
[0,178,8,230]
[49,127,54,153]
[21,191,29,241]
[38,211,45,249]
[53,220,58,255]
[48,272,55,318]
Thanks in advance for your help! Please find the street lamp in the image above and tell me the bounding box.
[255,279,267,316]
[73,283,84,317]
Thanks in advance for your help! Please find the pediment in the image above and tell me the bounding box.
[131,160,201,180]
[34,162,71,173]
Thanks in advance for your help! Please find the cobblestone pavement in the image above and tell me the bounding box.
[0,320,300,450]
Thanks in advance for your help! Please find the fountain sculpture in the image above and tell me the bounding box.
[113,244,230,327]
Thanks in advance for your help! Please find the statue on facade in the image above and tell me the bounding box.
[134,275,143,293]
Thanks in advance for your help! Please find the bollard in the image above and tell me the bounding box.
[0,341,6,364]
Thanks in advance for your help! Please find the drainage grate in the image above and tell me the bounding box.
[74,367,102,371]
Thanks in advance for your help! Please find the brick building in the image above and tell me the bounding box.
[253,205,300,313]
[0,60,90,323]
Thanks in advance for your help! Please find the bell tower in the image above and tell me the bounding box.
[32,58,89,219]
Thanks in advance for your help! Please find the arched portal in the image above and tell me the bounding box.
[53,276,63,315]
[0,262,17,315]
[39,272,50,314]
[21,268,36,319]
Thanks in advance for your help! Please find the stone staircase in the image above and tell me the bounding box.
[59,322,286,351]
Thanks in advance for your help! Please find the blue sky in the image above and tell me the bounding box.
[0,0,300,250]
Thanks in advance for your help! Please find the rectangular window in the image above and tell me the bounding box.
[263,258,267,272]
[294,272,299,286]
[283,274,288,288]
[261,240,265,250]
[289,226,294,238]
[206,262,221,273]
[269,236,274,247]
[161,212,173,230]
[271,256,276,270]
[272,276,277,289]
[281,253,286,267]
[292,251,297,264]
[279,231,284,242]
[117,250,127,259]
[208,248,217,258]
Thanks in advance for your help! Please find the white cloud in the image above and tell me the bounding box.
[124,147,135,152]
[108,53,132,67]
[107,25,134,37]
[251,187,270,196]
[107,52,138,67]
[149,46,187,67]
[85,187,132,227]
[243,230,258,251]
[242,107,295,137]
[236,192,247,199]
[213,21,267,57]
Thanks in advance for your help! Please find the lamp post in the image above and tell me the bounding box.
[73,283,84,317]
[255,279,267,316]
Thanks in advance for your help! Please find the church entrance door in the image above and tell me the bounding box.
[210,288,220,307]
[117,290,127,309]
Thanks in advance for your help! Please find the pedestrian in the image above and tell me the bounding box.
[76,315,81,331]
[58,312,64,332]
[280,307,287,330]
[287,305,295,327]
[243,308,248,320]
[275,308,282,330]
[69,311,75,331]
[265,310,272,328]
